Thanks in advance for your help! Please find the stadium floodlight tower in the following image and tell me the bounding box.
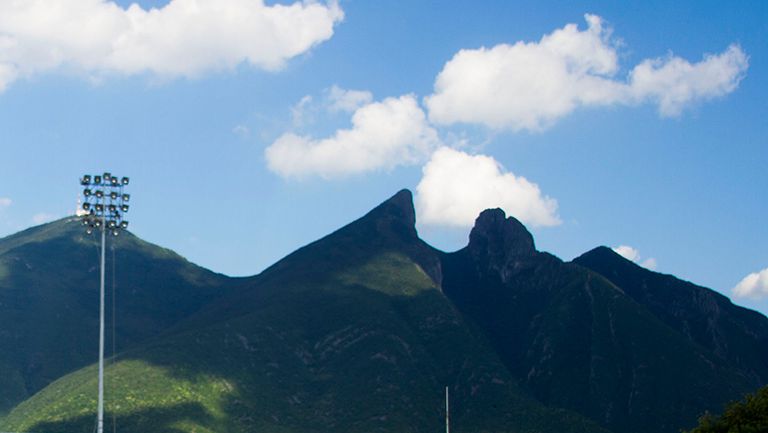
[79,172,130,433]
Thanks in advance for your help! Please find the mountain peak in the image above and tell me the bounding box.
[466,209,537,277]
[469,208,536,256]
[381,188,416,222]
[574,246,639,269]
[361,188,417,240]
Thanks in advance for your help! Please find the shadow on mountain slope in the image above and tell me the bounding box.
[0,218,235,415]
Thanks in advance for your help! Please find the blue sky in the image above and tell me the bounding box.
[0,0,766,314]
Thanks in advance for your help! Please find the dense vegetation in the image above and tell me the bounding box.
[1,191,606,433]
[0,190,766,433]
[0,218,234,417]
[686,386,768,433]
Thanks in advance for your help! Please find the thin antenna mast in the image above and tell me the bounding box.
[445,386,450,433]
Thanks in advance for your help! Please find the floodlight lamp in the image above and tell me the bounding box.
[95,204,104,212]
[82,218,89,226]
[121,177,129,185]
[121,204,129,212]
[94,175,102,184]
[83,203,91,211]
[81,175,92,185]
[112,230,119,237]
[108,221,116,229]
[95,190,104,198]
[108,204,116,213]
[95,220,103,228]
[86,227,93,235]
[103,172,111,181]
[122,194,130,202]
[111,177,119,186]
[110,192,118,200]
[84,189,92,197]
[120,221,129,229]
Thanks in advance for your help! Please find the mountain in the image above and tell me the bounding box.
[440,209,767,433]
[1,191,606,433]
[1,190,766,433]
[0,218,234,417]
[573,246,768,386]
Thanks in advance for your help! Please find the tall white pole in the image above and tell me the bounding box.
[445,386,450,433]
[98,213,106,433]
[81,173,130,433]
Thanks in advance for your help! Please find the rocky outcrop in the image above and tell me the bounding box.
[467,208,539,281]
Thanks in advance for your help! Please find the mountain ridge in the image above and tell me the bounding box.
[573,246,768,385]
[0,189,766,433]
[441,207,766,433]
[2,190,608,433]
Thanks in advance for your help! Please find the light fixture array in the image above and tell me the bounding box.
[80,172,130,236]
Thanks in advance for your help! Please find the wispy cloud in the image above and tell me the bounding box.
[0,0,344,91]
[416,147,560,228]
[32,212,56,225]
[290,95,315,128]
[425,14,748,131]
[0,197,11,208]
[326,85,373,113]
[232,124,251,138]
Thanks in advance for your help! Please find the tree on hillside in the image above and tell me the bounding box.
[687,385,768,433]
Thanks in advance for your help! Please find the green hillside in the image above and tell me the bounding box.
[1,191,607,433]
[0,217,234,417]
[1,190,766,433]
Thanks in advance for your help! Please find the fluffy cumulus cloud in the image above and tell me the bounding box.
[733,268,768,300]
[425,14,748,131]
[266,94,441,178]
[613,245,640,261]
[416,147,560,228]
[627,45,748,117]
[612,245,657,270]
[0,0,344,91]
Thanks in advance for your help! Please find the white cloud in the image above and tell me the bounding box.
[0,197,11,208]
[326,85,373,113]
[32,212,56,224]
[613,245,640,262]
[612,245,657,270]
[265,94,441,178]
[415,147,560,228]
[628,45,748,116]
[425,14,748,131]
[733,268,768,300]
[0,0,344,91]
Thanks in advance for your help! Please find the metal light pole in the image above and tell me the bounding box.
[445,386,450,433]
[80,172,130,433]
